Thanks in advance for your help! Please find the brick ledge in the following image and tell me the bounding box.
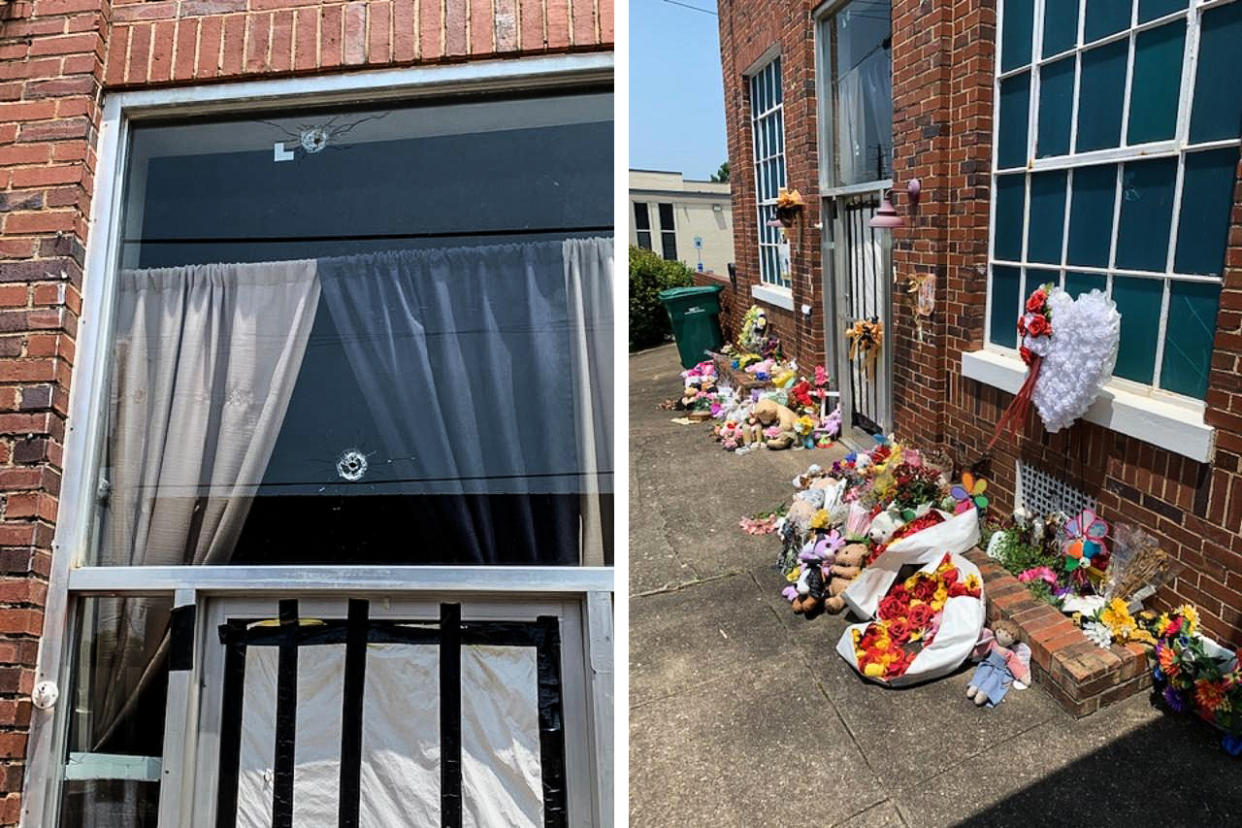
[966,548,1151,718]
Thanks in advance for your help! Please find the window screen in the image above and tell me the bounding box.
[988,0,1240,400]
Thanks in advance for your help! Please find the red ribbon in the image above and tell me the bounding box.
[986,354,1042,451]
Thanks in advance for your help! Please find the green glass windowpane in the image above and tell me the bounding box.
[1037,57,1075,157]
[1116,157,1177,272]
[1161,281,1220,398]
[990,265,1021,348]
[1112,276,1162,384]
[1066,164,1117,268]
[1066,271,1107,297]
[1076,40,1128,152]
[998,72,1031,169]
[1042,0,1080,57]
[1085,0,1132,43]
[1127,23,1185,145]
[1138,0,1186,24]
[1002,0,1034,71]
[1027,171,1067,264]
[994,174,1026,261]
[1190,2,1242,143]
[1176,148,1239,276]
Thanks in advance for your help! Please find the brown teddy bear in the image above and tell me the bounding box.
[823,543,868,614]
[752,398,799,449]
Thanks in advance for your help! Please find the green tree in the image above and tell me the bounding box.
[629,246,695,351]
[709,161,730,183]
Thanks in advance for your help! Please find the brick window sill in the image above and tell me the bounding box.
[961,348,1215,463]
[750,282,794,311]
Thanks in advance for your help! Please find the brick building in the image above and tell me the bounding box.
[0,1,614,825]
[717,0,1242,645]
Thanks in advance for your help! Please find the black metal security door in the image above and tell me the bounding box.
[212,600,567,828]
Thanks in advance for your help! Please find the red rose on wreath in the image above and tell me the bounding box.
[1016,316,1027,336]
[908,603,934,629]
[1026,289,1047,313]
[1025,313,1050,337]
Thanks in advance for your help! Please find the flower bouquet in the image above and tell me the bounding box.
[841,554,984,685]
[1150,606,1242,756]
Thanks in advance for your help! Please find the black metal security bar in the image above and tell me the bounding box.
[214,601,568,828]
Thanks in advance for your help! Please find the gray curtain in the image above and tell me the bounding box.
[317,239,611,565]
[86,260,320,749]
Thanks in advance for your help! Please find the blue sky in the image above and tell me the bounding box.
[629,0,728,181]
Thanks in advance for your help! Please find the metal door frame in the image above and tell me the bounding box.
[187,594,591,828]
[813,0,895,442]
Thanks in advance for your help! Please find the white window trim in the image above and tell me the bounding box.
[979,0,1239,424]
[962,348,1215,461]
[25,52,615,828]
[747,55,790,288]
[751,282,795,311]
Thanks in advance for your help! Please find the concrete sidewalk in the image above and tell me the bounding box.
[629,344,1241,827]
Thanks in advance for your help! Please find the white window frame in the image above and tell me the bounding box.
[25,53,615,828]
[986,0,1240,395]
[657,201,678,260]
[633,200,653,250]
[747,54,791,288]
[972,0,1241,460]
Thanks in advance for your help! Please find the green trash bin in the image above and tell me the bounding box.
[659,284,724,369]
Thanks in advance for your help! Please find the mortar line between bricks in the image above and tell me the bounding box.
[748,568,886,782]
[633,569,745,598]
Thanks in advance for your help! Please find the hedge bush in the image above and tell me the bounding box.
[629,246,694,351]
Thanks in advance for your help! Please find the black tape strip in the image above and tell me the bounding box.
[169,604,196,672]
[460,622,546,648]
[272,600,299,828]
[440,603,463,828]
[535,616,568,828]
[338,599,369,828]
[215,624,248,828]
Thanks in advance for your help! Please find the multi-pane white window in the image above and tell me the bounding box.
[749,56,789,287]
[988,0,1242,400]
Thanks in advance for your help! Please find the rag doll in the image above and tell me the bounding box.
[790,539,835,615]
[967,620,1031,708]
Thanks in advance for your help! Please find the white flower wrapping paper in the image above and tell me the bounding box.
[1025,287,1121,433]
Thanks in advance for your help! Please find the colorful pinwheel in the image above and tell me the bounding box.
[950,473,989,514]
[1062,508,1109,571]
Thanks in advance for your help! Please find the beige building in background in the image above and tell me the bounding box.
[630,170,735,276]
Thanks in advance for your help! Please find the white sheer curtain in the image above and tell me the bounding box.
[318,240,609,565]
[835,50,892,186]
[87,260,320,748]
[563,238,613,567]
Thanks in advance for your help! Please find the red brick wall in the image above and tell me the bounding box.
[717,0,824,371]
[0,1,609,820]
[718,0,1242,647]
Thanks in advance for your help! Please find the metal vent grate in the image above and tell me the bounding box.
[1015,461,1096,518]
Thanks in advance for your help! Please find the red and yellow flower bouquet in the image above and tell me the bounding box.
[851,554,983,682]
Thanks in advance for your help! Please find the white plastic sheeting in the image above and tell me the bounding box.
[462,646,544,827]
[227,641,546,827]
[359,643,441,827]
[236,645,346,827]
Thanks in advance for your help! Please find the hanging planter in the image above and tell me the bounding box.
[774,187,806,228]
